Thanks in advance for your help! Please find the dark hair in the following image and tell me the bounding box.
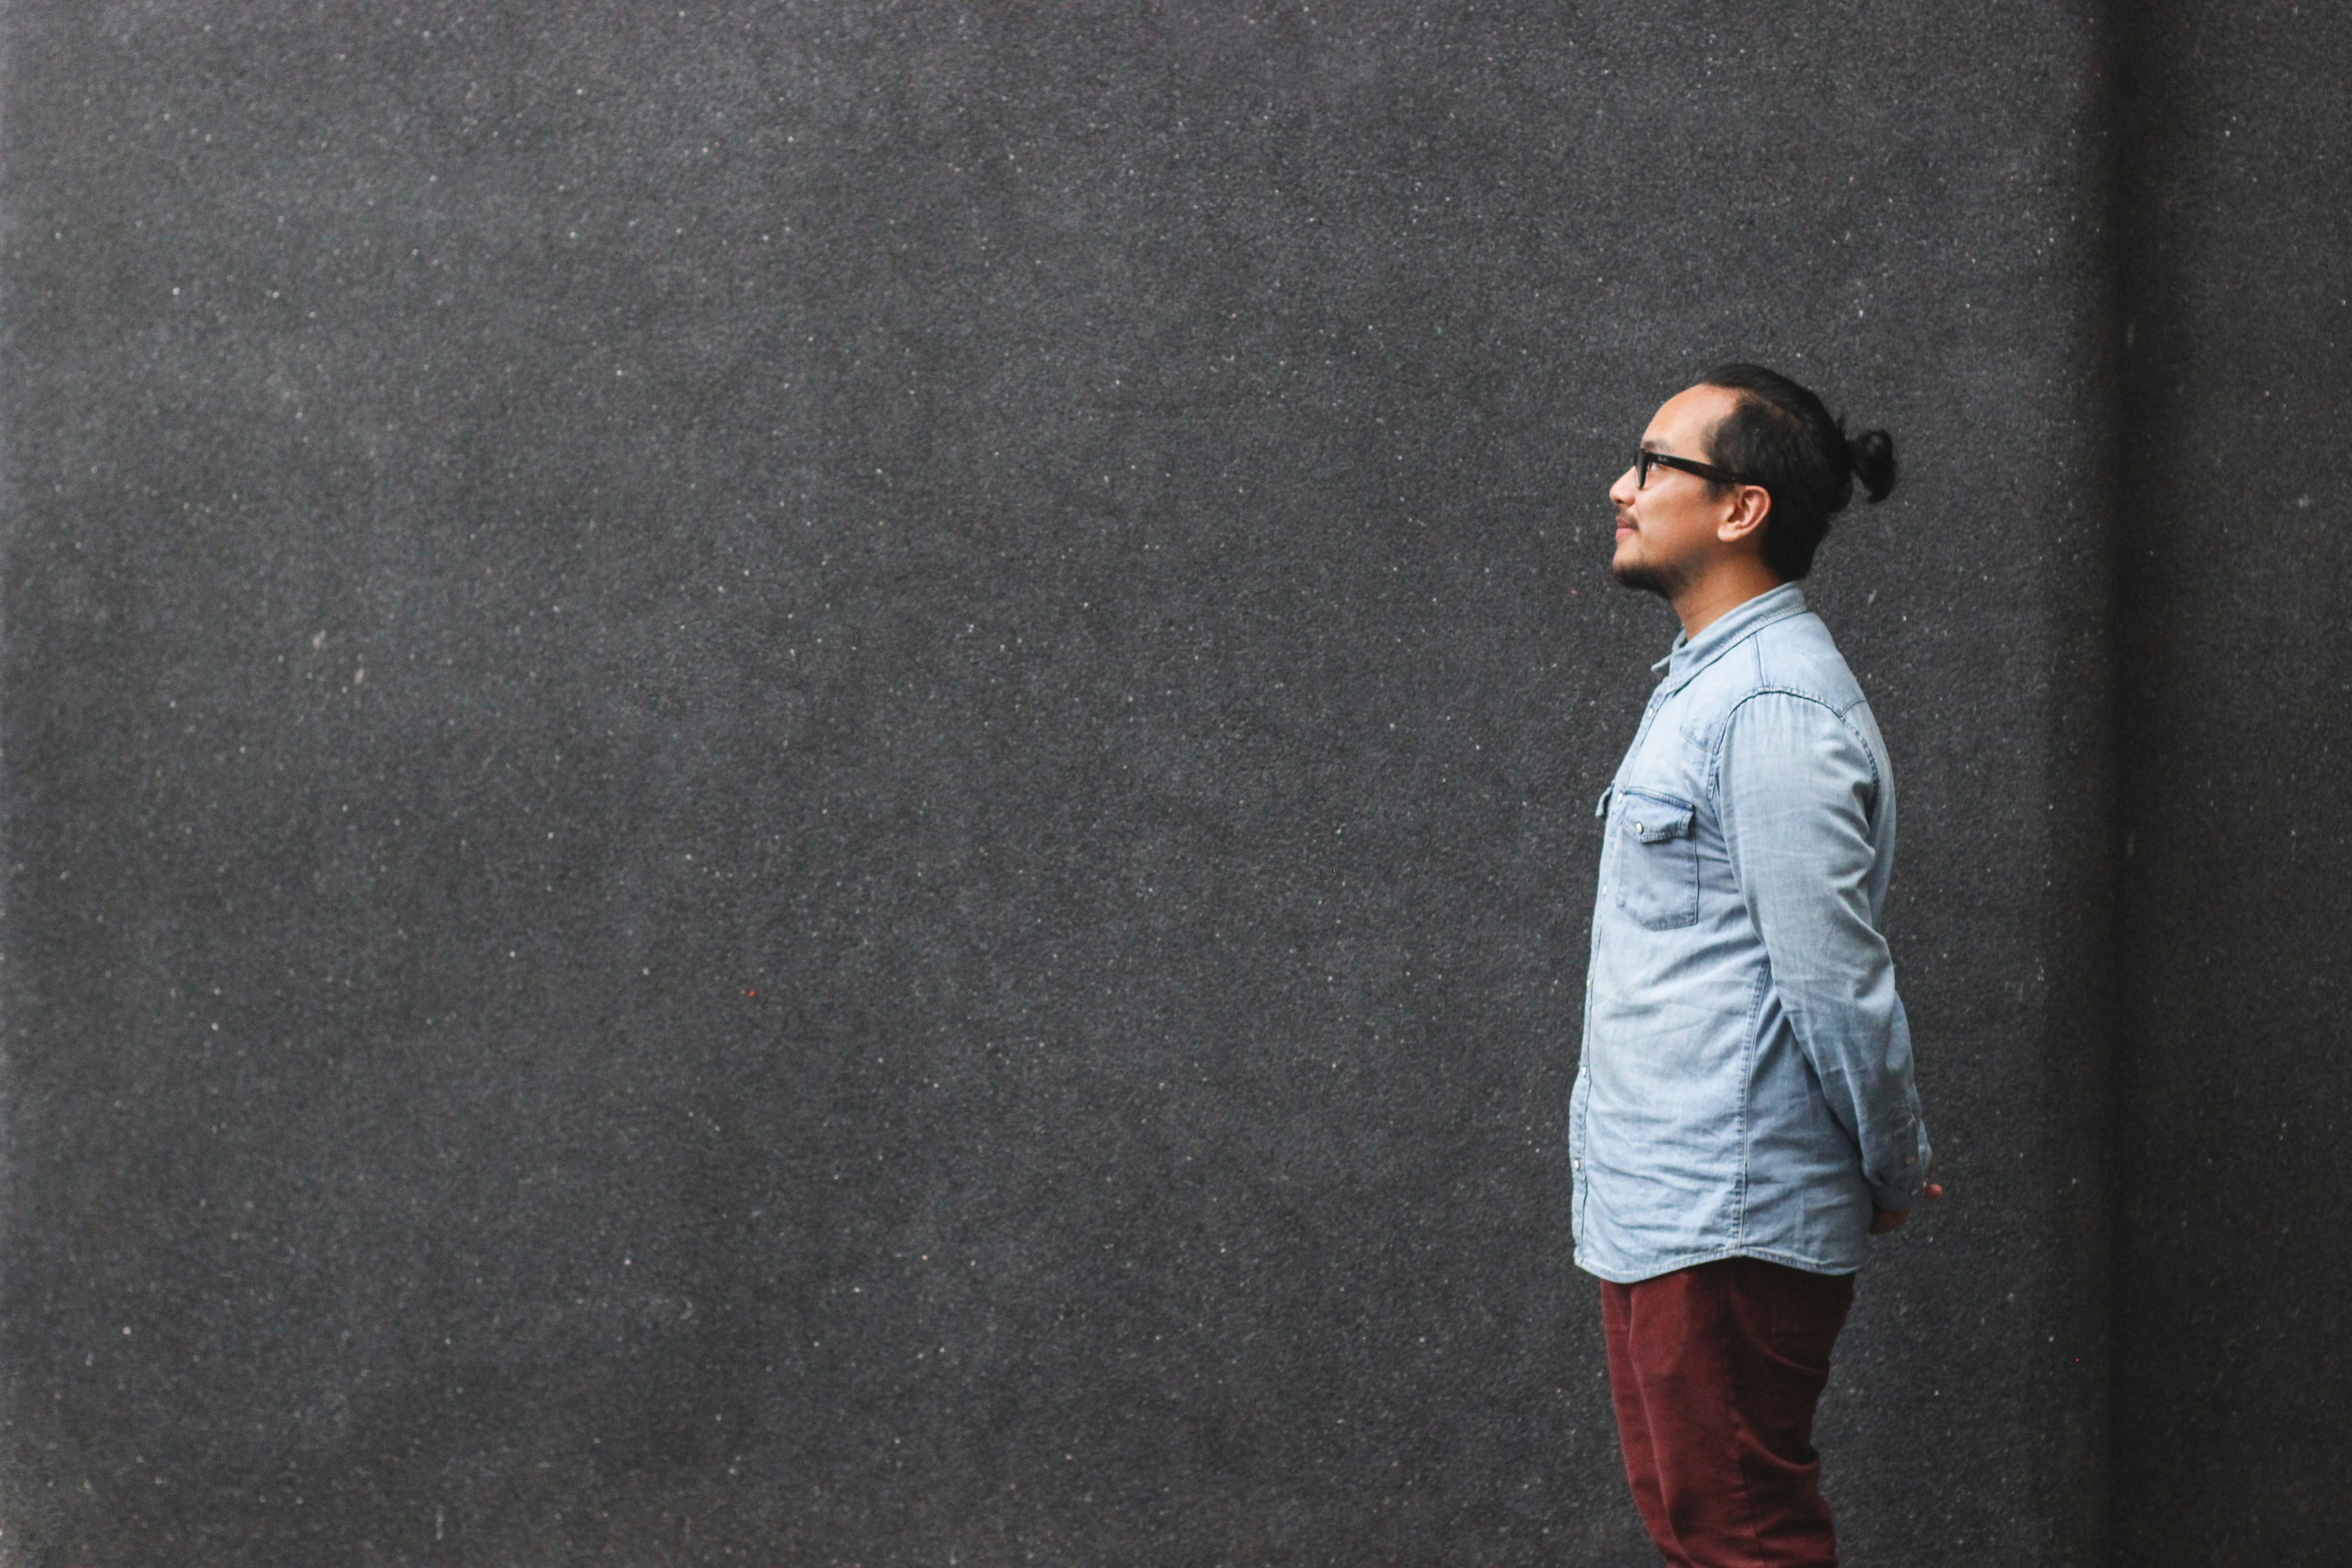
[1698,363,1896,580]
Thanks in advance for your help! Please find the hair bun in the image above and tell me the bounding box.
[1847,427,1896,502]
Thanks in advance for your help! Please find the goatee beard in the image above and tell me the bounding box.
[1611,558,1682,600]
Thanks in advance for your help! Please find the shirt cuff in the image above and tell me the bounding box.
[1869,1129,1931,1211]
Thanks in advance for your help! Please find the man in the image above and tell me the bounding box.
[1571,364,1941,1568]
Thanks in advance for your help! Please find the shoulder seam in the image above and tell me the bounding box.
[1706,686,1883,805]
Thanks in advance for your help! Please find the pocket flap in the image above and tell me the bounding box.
[1620,793,1695,843]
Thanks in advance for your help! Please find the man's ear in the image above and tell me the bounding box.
[1717,484,1773,546]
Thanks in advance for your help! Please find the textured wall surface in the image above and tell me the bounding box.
[2113,5,2352,1564]
[1,3,2114,1563]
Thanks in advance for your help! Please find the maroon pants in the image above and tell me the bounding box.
[1600,1258,1857,1568]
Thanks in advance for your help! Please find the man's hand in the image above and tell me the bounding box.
[1869,1182,1945,1235]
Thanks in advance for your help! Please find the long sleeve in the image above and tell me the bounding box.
[1714,691,1929,1212]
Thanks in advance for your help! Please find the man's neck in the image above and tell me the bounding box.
[1671,559,1788,641]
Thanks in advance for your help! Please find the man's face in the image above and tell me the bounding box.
[1605,383,1744,599]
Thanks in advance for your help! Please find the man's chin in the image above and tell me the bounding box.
[1610,557,1677,600]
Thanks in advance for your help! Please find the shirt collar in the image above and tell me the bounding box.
[1649,582,1810,688]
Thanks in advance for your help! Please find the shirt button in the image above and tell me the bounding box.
[1633,822,1646,834]
[1903,1154,1917,1166]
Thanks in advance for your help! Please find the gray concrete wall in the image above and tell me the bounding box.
[2113,5,2352,1563]
[3,0,2304,1563]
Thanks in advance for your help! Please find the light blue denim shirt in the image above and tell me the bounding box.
[1571,583,1930,1283]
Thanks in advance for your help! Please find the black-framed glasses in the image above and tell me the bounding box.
[1636,449,1749,490]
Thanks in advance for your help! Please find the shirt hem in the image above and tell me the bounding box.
[1573,1243,1860,1285]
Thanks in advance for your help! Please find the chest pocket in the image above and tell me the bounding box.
[1612,787,1700,930]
